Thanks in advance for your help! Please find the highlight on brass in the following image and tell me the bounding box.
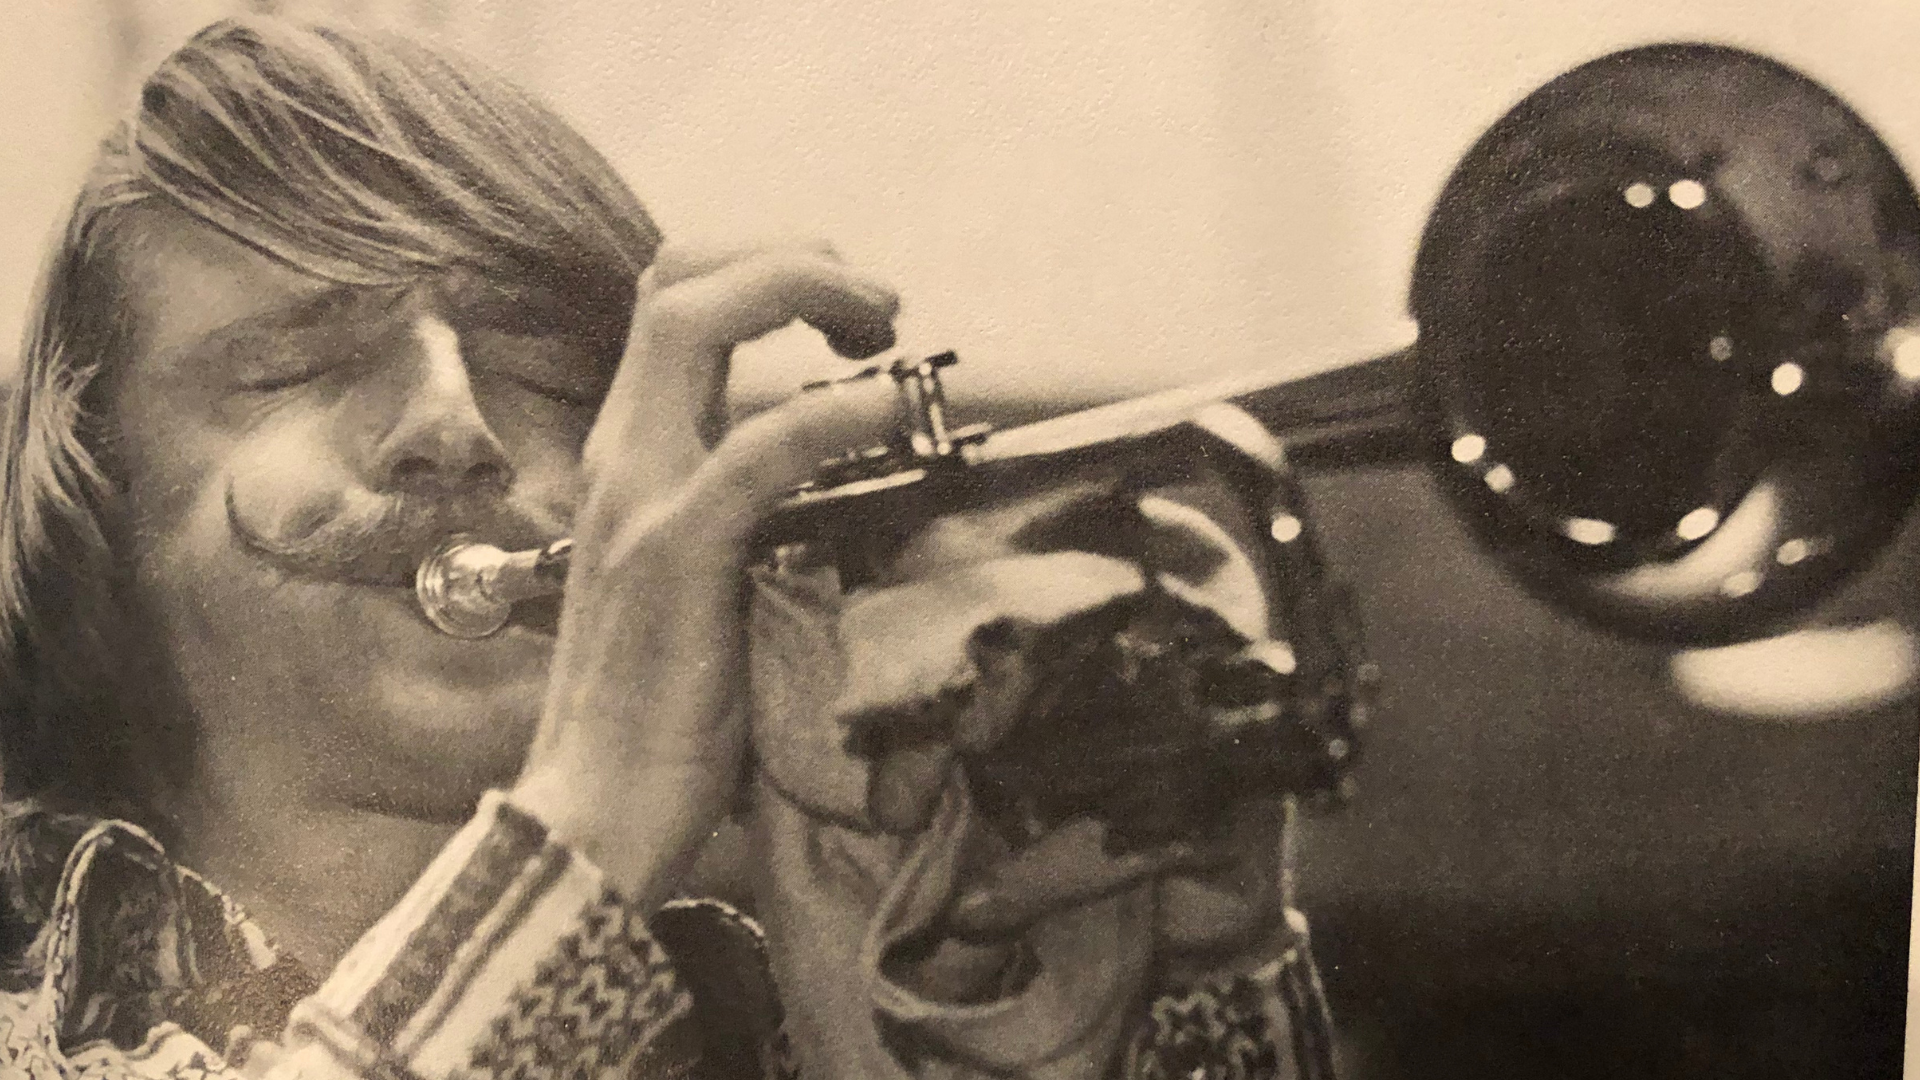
[415,536,572,639]
[416,42,1920,651]
[1410,44,1920,644]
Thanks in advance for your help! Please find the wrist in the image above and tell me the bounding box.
[507,765,726,908]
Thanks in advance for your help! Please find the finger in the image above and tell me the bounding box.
[942,820,1230,941]
[638,240,883,365]
[613,251,899,426]
[638,250,899,370]
[588,253,899,489]
[869,742,955,833]
[658,371,904,546]
[645,238,843,292]
[1158,797,1288,950]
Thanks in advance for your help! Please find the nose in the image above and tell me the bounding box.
[372,315,514,496]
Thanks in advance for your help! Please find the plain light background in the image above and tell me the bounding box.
[1,0,1916,1072]
[9,0,1920,403]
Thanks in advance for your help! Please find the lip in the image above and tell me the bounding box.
[340,584,562,698]
[364,581,558,653]
[376,576,562,639]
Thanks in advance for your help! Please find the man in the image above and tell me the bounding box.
[0,17,1326,1079]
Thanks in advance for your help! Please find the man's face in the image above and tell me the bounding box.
[100,207,616,820]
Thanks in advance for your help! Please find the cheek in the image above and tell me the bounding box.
[226,417,369,550]
[108,432,243,637]
[106,407,228,553]
[102,407,339,713]
[109,379,337,547]
[121,467,288,697]
[116,409,331,589]
[476,384,591,521]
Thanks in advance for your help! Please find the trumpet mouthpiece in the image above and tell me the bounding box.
[415,536,571,638]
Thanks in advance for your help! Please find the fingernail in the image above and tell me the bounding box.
[827,324,897,360]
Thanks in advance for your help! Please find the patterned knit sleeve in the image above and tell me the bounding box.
[1122,910,1339,1080]
[260,791,704,1080]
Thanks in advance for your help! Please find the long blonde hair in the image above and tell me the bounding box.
[0,17,660,818]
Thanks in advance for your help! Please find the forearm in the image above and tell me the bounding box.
[265,792,703,1080]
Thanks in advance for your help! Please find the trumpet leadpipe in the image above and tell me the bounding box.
[409,350,1414,639]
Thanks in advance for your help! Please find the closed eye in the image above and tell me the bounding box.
[496,369,604,409]
[224,288,402,393]
[467,330,614,410]
[228,339,353,393]
[238,367,329,393]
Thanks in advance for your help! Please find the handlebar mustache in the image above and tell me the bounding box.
[225,482,557,591]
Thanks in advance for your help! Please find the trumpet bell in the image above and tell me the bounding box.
[1411,44,1920,644]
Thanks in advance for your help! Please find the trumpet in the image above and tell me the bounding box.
[420,41,1920,654]
[416,43,1920,839]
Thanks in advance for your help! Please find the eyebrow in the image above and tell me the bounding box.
[433,264,634,346]
[164,284,400,368]
[437,274,589,333]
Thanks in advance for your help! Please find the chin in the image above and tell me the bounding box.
[334,652,549,819]
[285,590,554,821]
[164,562,559,821]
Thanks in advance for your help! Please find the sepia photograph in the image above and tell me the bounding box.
[0,1,1914,1077]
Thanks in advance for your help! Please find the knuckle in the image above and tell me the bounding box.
[645,242,714,287]
[760,248,827,285]
[698,429,780,497]
[579,441,621,488]
[640,291,705,343]
[768,245,861,288]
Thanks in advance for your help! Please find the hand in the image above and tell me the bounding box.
[827,481,1294,1001]
[512,241,902,908]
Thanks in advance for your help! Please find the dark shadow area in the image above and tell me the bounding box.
[1297,464,1920,1078]
[1314,858,1912,1078]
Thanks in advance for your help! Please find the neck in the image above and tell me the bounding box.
[167,748,459,971]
